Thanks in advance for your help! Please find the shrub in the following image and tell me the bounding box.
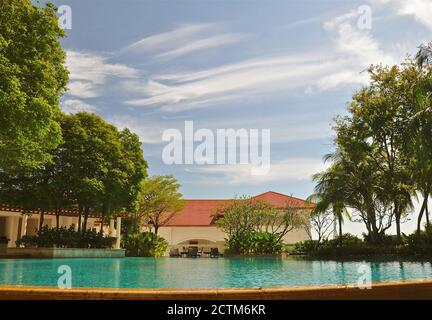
[225,231,283,255]
[15,226,116,249]
[406,226,432,255]
[0,236,9,244]
[292,240,320,254]
[122,232,168,257]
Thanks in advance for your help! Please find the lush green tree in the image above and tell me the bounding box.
[59,113,148,233]
[217,197,273,248]
[309,162,351,240]
[135,175,184,235]
[217,196,305,253]
[0,0,68,172]
[320,64,418,243]
[409,43,432,232]
[99,128,147,234]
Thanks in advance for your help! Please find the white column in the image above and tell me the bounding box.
[20,215,28,238]
[8,216,19,248]
[109,219,115,236]
[116,217,121,249]
[333,216,338,239]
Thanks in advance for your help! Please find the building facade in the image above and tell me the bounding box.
[0,205,121,248]
[158,191,313,254]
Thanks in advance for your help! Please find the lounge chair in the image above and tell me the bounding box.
[187,246,200,258]
[210,247,220,258]
[169,248,180,257]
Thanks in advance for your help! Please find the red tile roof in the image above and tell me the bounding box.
[165,191,314,227]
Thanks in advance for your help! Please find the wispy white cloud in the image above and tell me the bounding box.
[156,33,246,60]
[61,99,98,114]
[66,50,138,99]
[121,23,245,60]
[123,23,214,52]
[123,10,400,112]
[186,158,330,185]
[370,0,432,30]
[124,54,338,111]
[107,115,164,145]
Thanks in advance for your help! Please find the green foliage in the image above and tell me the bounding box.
[135,175,184,234]
[292,231,432,258]
[225,231,283,255]
[0,236,9,244]
[292,240,320,254]
[0,113,148,232]
[0,0,68,172]
[218,196,305,255]
[15,226,116,248]
[122,232,168,257]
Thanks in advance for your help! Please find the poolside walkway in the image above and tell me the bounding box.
[0,279,431,299]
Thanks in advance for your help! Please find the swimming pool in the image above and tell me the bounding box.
[0,257,431,289]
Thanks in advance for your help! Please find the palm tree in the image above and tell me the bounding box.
[416,43,432,68]
[410,42,432,232]
[309,156,351,240]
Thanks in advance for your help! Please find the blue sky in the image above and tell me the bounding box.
[41,0,432,233]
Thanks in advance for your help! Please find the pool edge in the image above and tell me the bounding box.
[0,279,431,300]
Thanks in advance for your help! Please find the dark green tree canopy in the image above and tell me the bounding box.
[0,0,68,172]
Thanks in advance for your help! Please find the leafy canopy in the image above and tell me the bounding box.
[0,0,68,172]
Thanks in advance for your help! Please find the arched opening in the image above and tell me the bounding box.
[169,238,225,256]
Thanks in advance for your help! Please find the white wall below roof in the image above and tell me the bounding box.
[158,225,310,251]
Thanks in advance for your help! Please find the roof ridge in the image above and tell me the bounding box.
[253,190,309,203]
[185,199,229,201]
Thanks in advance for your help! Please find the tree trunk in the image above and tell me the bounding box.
[55,208,60,230]
[338,218,343,239]
[83,207,89,232]
[417,196,428,233]
[77,206,82,233]
[426,202,430,228]
[395,214,401,243]
[38,209,45,235]
[100,204,106,235]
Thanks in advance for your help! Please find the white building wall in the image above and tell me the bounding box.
[159,225,310,254]
[0,211,100,248]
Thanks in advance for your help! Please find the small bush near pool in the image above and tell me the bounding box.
[225,231,283,255]
[16,226,116,249]
[292,230,432,258]
[122,232,168,257]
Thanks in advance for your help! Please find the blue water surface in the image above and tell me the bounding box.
[0,257,431,289]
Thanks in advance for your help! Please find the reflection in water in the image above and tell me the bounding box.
[0,257,431,289]
[399,261,406,280]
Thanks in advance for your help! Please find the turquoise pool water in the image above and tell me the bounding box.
[0,257,431,289]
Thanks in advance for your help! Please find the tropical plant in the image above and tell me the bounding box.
[15,226,116,248]
[122,232,168,257]
[134,175,184,235]
[407,42,432,232]
[218,196,304,254]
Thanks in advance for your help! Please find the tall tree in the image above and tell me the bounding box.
[60,113,124,232]
[409,43,432,232]
[0,0,68,172]
[99,128,148,235]
[324,64,417,242]
[309,160,351,239]
[135,175,184,235]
